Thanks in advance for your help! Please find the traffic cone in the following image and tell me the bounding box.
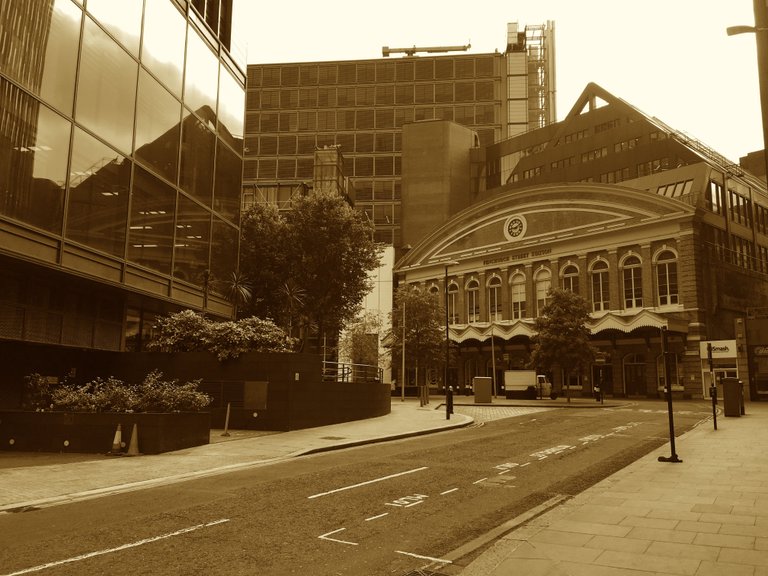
[126,423,140,456]
[109,424,122,455]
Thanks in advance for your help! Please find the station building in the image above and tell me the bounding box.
[396,83,768,400]
[0,0,245,382]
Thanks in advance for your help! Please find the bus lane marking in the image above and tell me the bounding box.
[2,519,230,576]
[307,466,428,499]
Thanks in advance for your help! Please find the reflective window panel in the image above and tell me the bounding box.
[213,140,241,224]
[66,128,130,255]
[209,217,237,297]
[0,80,70,232]
[76,16,138,154]
[141,0,186,96]
[174,195,211,284]
[85,0,142,56]
[180,110,215,205]
[135,69,181,184]
[0,0,81,115]
[184,25,218,118]
[218,64,245,151]
[127,167,176,274]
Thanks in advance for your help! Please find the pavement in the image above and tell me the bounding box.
[1,396,767,576]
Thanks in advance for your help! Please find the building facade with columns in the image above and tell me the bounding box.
[396,84,768,400]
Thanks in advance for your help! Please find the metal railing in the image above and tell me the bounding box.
[322,361,383,383]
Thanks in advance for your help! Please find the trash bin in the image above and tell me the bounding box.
[721,377,742,417]
[473,377,492,403]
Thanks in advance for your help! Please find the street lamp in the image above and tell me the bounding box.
[727,0,768,181]
[443,261,459,395]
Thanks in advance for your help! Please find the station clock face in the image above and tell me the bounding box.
[504,215,527,240]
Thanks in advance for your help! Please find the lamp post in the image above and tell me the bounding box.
[401,296,406,402]
[727,0,768,181]
[443,261,459,396]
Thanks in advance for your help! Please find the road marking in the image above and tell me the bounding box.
[395,550,452,564]
[365,513,389,521]
[440,488,458,495]
[318,528,358,546]
[1,519,230,576]
[307,466,428,499]
[473,477,488,484]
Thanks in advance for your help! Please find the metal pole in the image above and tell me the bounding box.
[401,296,406,402]
[445,265,450,396]
[658,327,682,463]
[221,402,231,437]
[754,0,768,180]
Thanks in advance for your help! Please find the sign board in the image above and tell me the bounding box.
[699,340,737,360]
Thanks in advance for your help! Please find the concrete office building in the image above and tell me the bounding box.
[0,0,245,379]
[243,22,555,249]
[396,83,768,401]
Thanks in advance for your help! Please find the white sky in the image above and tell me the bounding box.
[233,0,764,163]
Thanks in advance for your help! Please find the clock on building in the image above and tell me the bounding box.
[504,215,527,241]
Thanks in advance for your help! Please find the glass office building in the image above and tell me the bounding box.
[244,22,555,248]
[0,0,245,354]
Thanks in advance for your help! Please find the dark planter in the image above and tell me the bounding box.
[0,410,210,455]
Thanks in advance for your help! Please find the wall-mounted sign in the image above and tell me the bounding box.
[699,340,737,359]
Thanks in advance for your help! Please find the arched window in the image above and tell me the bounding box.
[535,268,551,316]
[622,255,643,308]
[591,260,609,312]
[510,273,526,319]
[562,264,579,293]
[487,276,502,321]
[447,282,459,324]
[428,285,439,298]
[656,250,678,306]
[466,279,480,323]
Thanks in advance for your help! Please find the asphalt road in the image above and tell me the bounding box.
[0,401,711,576]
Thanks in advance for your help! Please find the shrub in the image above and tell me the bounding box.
[21,373,56,411]
[148,310,296,361]
[23,371,211,413]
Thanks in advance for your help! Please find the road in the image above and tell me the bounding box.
[0,401,711,576]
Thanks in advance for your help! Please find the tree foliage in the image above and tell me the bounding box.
[148,310,296,361]
[239,192,382,349]
[385,285,446,383]
[530,289,596,381]
[339,312,382,366]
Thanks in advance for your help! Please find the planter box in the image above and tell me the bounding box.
[0,411,210,454]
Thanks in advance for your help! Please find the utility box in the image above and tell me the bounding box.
[721,377,742,417]
[473,377,492,403]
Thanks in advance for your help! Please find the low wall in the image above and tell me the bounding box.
[0,411,210,454]
[0,344,391,434]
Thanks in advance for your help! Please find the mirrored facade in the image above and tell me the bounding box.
[0,0,244,353]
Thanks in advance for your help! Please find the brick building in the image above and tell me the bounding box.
[396,84,768,400]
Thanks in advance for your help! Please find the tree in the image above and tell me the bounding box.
[239,192,382,353]
[339,312,382,367]
[529,288,597,402]
[238,202,289,321]
[385,285,446,387]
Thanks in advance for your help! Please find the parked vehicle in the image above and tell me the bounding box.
[503,370,557,399]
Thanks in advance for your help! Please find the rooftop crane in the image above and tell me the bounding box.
[381,43,471,57]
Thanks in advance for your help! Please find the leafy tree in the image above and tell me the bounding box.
[339,312,382,366]
[239,192,382,352]
[238,203,288,321]
[385,285,445,386]
[147,310,296,361]
[530,288,597,401]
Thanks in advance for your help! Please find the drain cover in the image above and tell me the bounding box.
[320,436,346,440]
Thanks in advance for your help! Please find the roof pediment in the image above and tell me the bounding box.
[399,183,695,268]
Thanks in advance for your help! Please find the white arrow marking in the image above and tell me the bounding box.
[318,528,358,546]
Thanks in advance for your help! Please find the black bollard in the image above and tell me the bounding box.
[446,386,453,419]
